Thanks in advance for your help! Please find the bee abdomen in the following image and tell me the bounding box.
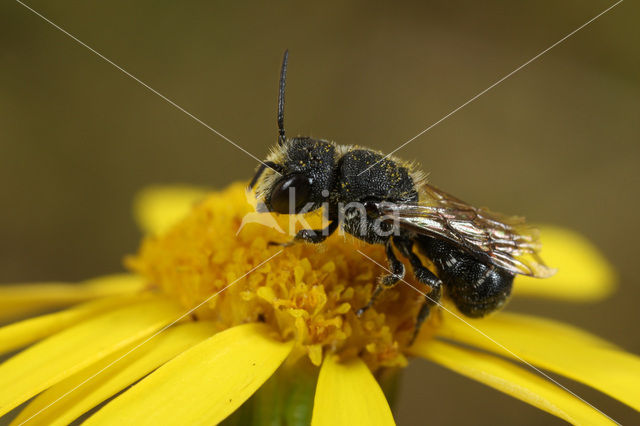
[415,235,513,317]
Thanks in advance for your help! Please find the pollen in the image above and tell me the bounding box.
[127,182,438,370]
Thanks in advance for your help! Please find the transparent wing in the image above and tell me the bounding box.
[376,184,555,278]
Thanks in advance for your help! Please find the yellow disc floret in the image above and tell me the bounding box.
[127,183,438,370]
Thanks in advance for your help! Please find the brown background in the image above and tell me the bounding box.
[1,1,639,424]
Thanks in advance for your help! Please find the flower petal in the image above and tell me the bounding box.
[11,321,218,426]
[0,274,145,322]
[410,340,614,425]
[0,296,141,355]
[436,310,640,411]
[0,297,182,417]
[134,185,208,235]
[84,323,294,425]
[311,356,395,426]
[513,226,616,301]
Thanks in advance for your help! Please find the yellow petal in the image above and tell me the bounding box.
[0,296,142,355]
[513,225,616,301]
[410,340,614,425]
[85,323,294,425]
[0,297,182,417]
[436,310,640,411]
[12,321,218,426]
[0,274,145,322]
[312,356,395,426]
[134,185,208,235]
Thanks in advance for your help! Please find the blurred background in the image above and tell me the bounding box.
[1,0,638,424]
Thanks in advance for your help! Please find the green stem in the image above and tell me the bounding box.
[222,360,317,426]
[223,362,403,425]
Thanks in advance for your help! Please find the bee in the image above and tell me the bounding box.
[249,51,554,340]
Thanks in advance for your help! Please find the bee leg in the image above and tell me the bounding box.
[393,239,443,343]
[268,219,339,247]
[411,281,442,344]
[356,241,405,316]
[248,161,283,190]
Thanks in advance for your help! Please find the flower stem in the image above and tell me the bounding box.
[222,361,318,426]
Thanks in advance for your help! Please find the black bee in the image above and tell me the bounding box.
[249,51,554,340]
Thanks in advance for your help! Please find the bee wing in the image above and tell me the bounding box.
[376,184,556,278]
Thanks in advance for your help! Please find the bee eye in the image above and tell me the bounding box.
[269,174,312,213]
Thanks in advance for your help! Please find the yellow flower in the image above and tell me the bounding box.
[0,182,638,425]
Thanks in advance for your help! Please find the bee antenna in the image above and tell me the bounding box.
[277,49,289,146]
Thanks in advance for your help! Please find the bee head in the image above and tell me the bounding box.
[252,137,337,214]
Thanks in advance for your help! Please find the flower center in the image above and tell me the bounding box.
[127,183,439,370]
